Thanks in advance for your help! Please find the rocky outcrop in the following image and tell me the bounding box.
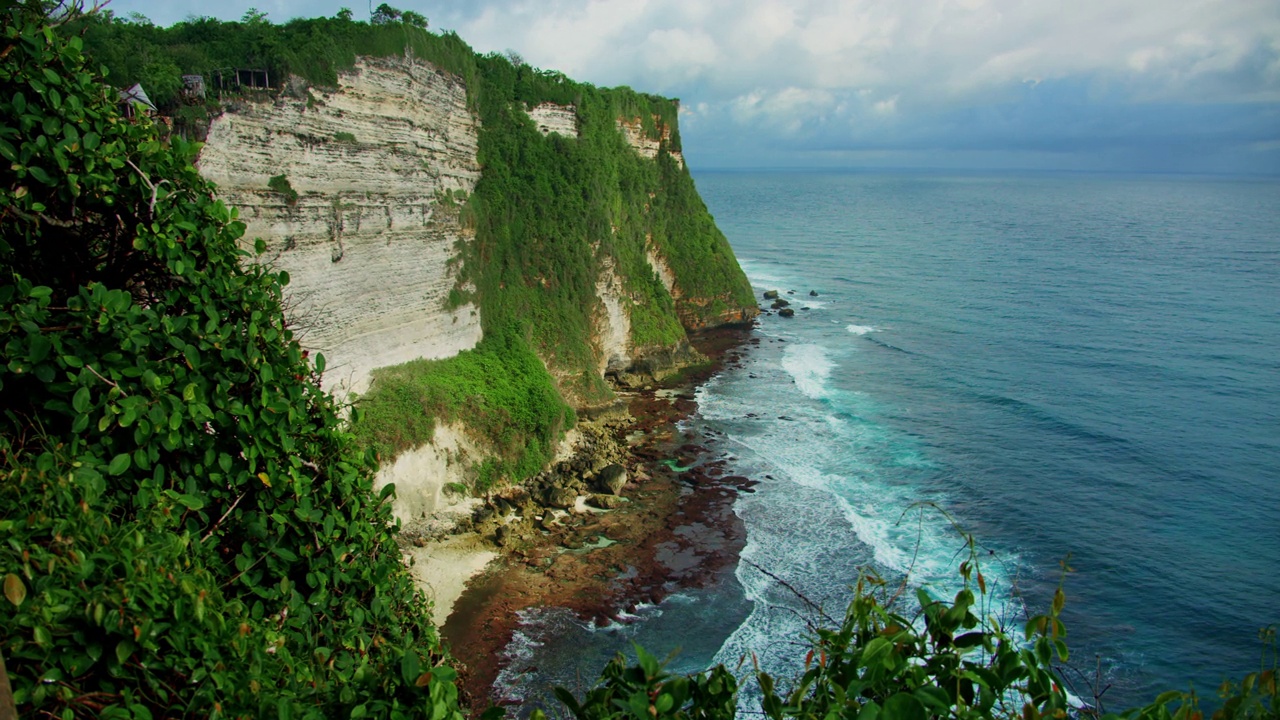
[198,55,483,398]
[645,245,755,331]
[617,116,684,168]
[526,102,578,138]
[373,422,484,531]
[594,257,633,377]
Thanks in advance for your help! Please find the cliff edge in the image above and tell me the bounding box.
[191,35,757,521]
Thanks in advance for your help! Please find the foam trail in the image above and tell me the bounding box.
[780,344,834,400]
[846,324,877,335]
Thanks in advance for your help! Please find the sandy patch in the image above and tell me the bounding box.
[407,534,497,624]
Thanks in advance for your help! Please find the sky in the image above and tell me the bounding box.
[106,0,1280,174]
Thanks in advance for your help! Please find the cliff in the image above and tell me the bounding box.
[197,56,483,399]
[189,31,757,521]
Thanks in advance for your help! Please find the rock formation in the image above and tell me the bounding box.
[198,56,483,399]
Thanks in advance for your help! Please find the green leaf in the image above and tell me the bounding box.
[27,165,52,185]
[401,650,420,686]
[882,693,926,720]
[176,493,205,510]
[913,686,952,713]
[4,573,26,607]
[861,637,893,669]
[72,386,91,413]
[28,334,51,363]
[107,453,131,475]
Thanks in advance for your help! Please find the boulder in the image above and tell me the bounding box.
[597,463,628,495]
[544,487,578,509]
[588,494,626,509]
[763,290,779,299]
[809,290,819,296]
[770,299,790,309]
[778,308,796,318]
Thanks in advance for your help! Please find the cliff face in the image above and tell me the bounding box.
[198,56,483,397]
[197,53,757,522]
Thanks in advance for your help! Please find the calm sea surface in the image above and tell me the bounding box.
[498,170,1280,712]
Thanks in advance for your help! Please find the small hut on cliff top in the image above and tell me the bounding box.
[117,83,156,118]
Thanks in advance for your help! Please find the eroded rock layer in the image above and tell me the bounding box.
[198,55,483,397]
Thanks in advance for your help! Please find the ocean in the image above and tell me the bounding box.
[496,170,1280,712]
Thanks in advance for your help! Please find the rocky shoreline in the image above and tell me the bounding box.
[427,326,759,713]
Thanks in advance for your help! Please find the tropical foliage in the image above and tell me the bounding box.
[1,5,462,716]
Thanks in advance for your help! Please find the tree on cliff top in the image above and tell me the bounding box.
[0,3,463,717]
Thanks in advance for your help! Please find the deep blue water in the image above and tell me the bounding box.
[497,170,1280,712]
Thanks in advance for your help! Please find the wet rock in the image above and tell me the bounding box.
[597,463,629,495]
[588,494,626,510]
[778,308,795,318]
[809,290,819,296]
[763,290,779,299]
[770,298,790,309]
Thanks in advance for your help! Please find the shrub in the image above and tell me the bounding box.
[267,172,299,204]
[333,131,357,143]
[0,5,461,717]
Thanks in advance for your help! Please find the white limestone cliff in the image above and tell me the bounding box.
[198,55,483,401]
[527,102,579,138]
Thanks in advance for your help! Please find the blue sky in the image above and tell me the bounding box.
[109,0,1280,175]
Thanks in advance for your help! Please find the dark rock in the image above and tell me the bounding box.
[545,487,578,509]
[801,306,810,311]
[778,308,795,318]
[588,494,626,510]
[763,290,779,299]
[770,299,790,309]
[597,463,629,495]
[787,290,795,295]
[809,290,819,296]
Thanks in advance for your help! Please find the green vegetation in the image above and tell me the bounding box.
[73,3,752,387]
[0,6,461,716]
[351,332,574,492]
[333,130,358,143]
[74,1,755,467]
[267,172,298,204]
[548,539,1278,720]
[1,8,1275,720]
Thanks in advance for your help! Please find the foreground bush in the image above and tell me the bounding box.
[1,3,460,717]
